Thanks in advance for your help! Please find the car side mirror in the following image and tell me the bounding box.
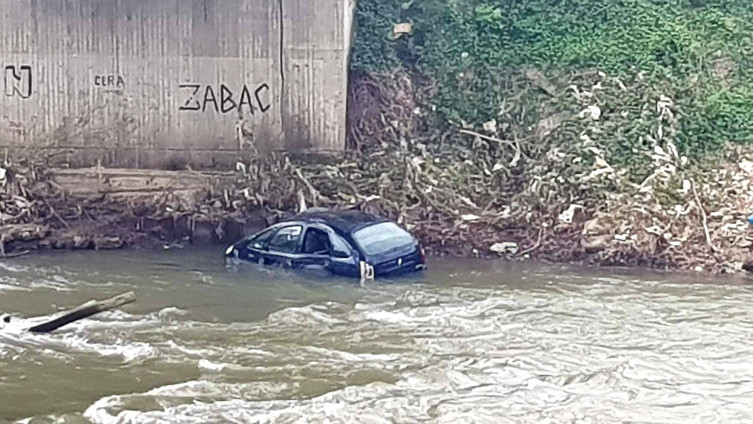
[331,249,350,259]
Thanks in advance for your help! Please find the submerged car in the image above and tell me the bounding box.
[224,209,426,279]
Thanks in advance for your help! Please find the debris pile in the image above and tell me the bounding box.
[0,70,751,274]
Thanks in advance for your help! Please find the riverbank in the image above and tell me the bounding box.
[1,123,752,275]
[0,164,270,254]
[2,2,753,274]
[343,1,753,273]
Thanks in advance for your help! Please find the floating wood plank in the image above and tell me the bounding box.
[28,291,137,334]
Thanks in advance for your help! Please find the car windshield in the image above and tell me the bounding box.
[352,222,414,256]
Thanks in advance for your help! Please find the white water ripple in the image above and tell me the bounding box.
[71,279,753,424]
[4,262,753,424]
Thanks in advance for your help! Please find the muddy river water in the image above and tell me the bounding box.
[1,248,753,423]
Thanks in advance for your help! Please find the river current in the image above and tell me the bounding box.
[0,248,752,423]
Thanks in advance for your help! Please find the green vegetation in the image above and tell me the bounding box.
[351,0,753,173]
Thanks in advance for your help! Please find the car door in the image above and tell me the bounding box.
[239,227,277,263]
[324,229,359,278]
[293,224,332,271]
[262,225,304,268]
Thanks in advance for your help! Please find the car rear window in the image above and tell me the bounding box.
[353,222,414,256]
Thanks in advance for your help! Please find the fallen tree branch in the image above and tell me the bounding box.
[691,180,717,254]
[1,250,30,259]
[459,129,523,165]
[28,291,136,333]
[516,227,544,258]
[45,199,70,229]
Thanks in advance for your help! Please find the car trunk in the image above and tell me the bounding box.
[370,243,423,277]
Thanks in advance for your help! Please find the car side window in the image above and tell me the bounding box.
[246,228,276,251]
[267,226,303,254]
[302,228,331,255]
[330,234,352,258]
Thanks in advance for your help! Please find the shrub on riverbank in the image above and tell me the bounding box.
[351,0,753,170]
[342,0,753,271]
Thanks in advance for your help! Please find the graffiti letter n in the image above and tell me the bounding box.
[4,66,32,99]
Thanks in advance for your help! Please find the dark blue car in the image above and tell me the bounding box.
[224,209,426,279]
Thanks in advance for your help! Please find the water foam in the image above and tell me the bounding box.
[77,280,753,424]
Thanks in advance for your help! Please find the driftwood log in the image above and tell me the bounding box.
[0,224,49,257]
[28,291,136,333]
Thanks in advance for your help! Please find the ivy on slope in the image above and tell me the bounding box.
[351,0,753,169]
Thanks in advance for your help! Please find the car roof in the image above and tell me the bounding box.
[282,209,389,236]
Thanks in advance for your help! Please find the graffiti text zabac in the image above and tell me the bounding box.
[178,83,271,114]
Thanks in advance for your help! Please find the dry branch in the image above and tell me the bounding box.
[691,180,717,254]
[28,291,136,333]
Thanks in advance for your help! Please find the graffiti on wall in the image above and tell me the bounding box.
[4,65,32,98]
[94,75,126,89]
[2,64,273,118]
[179,83,271,114]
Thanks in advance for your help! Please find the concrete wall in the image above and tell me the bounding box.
[0,0,352,168]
